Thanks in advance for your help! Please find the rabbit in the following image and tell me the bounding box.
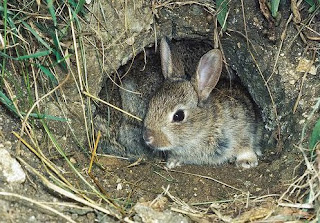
[96,40,214,158]
[143,37,262,169]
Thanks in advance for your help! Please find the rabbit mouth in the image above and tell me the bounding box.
[152,145,173,151]
[143,128,172,149]
[145,141,173,151]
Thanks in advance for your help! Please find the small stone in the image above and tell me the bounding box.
[206,15,213,22]
[71,213,78,219]
[151,196,168,211]
[134,203,190,223]
[309,65,317,75]
[28,216,36,222]
[125,36,135,46]
[0,149,26,184]
[296,58,317,75]
[289,79,295,85]
[116,183,122,190]
[70,157,77,164]
[244,181,251,187]
[4,141,12,148]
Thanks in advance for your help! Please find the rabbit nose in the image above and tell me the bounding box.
[143,129,154,145]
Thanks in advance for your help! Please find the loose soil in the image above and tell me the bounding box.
[0,0,318,222]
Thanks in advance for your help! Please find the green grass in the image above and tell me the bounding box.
[1,0,319,221]
[216,0,229,31]
[270,0,320,18]
[304,0,319,12]
[0,0,118,216]
[0,0,86,120]
[309,117,320,159]
[271,0,281,18]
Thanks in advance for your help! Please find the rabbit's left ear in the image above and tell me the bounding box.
[195,49,223,103]
[160,37,173,79]
[160,37,185,80]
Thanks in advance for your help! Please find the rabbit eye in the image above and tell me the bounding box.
[173,109,185,122]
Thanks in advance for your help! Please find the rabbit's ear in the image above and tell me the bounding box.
[195,49,222,103]
[160,37,173,79]
[160,37,185,80]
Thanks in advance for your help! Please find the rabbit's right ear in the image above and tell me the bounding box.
[195,49,223,103]
[160,37,173,79]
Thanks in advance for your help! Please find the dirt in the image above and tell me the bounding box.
[0,89,307,222]
[0,0,319,222]
[0,101,305,222]
[92,152,302,205]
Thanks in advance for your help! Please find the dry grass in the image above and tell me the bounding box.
[0,0,319,222]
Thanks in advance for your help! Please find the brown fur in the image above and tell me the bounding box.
[143,38,262,169]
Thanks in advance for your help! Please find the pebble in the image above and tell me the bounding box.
[134,203,190,223]
[0,147,26,184]
[70,157,77,164]
[116,183,122,190]
[28,216,36,222]
[289,79,295,85]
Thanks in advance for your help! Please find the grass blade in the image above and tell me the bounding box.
[216,0,228,31]
[271,0,281,17]
[17,50,52,60]
[38,65,58,85]
[0,50,51,60]
[309,118,320,156]
[0,90,66,121]
[21,21,52,50]
[46,0,57,26]
[75,0,86,14]
[0,90,18,115]
[304,0,316,12]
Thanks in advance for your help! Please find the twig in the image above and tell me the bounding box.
[278,202,313,209]
[0,192,76,223]
[83,91,142,121]
[168,169,244,192]
[17,157,122,219]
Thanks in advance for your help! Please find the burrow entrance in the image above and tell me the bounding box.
[93,38,304,206]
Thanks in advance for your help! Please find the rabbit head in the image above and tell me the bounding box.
[143,38,223,152]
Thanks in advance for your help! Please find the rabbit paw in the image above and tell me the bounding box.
[236,150,258,169]
[166,159,181,169]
